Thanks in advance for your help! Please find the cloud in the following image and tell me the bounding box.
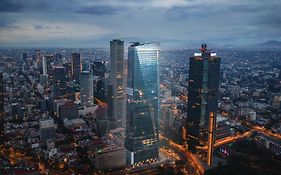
[76,5,125,15]
[0,0,281,47]
[0,0,23,13]
[0,19,111,44]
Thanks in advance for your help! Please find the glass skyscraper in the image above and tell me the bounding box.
[186,44,221,156]
[125,42,160,166]
[80,71,94,107]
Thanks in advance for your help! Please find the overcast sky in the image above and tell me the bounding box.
[0,0,280,48]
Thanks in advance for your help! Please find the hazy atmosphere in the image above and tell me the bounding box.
[1,0,281,47]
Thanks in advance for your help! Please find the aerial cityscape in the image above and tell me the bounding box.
[1,0,281,175]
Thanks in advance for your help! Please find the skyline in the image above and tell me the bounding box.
[1,0,281,48]
[1,41,281,174]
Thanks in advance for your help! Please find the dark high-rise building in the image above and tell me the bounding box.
[64,62,73,81]
[59,102,79,120]
[53,66,67,99]
[125,42,160,166]
[46,55,55,79]
[22,53,27,62]
[107,84,113,119]
[93,61,106,103]
[92,61,106,78]
[109,39,126,128]
[186,44,220,165]
[82,62,90,71]
[36,49,42,69]
[96,119,110,137]
[0,73,4,145]
[94,77,106,103]
[55,53,62,65]
[71,53,81,83]
[11,103,23,121]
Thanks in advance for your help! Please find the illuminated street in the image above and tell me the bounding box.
[160,133,204,175]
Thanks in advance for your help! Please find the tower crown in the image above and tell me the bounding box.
[200,44,207,52]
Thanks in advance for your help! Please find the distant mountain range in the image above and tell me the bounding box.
[1,37,280,49]
[242,40,281,49]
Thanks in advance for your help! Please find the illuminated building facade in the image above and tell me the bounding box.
[80,71,94,107]
[186,44,220,160]
[125,42,160,166]
[207,112,216,165]
[71,53,81,83]
[109,39,126,128]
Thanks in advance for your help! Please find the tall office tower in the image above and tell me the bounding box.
[64,62,73,80]
[46,55,55,76]
[55,53,62,65]
[109,39,126,128]
[53,66,67,99]
[36,49,42,68]
[42,56,47,76]
[80,71,94,107]
[92,61,106,77]
[71,53,81,83]
[186,44,220,165]
[92,61,106,103]
[0,73,4,145]
[125,42,160,166]
[22,53,27,62]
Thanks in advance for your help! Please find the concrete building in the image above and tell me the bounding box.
[96,119,110,137]
[11,103,23,121]
[80,71,94,107]
[39,118,55,143]
[59,102,79,120]
[94,146,126,170]
[216,116,232,141]
[109,39,126,128]
[71,53,81,83]
[52,66,67,99]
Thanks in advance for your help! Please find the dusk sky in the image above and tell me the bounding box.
[0,0,280,48]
